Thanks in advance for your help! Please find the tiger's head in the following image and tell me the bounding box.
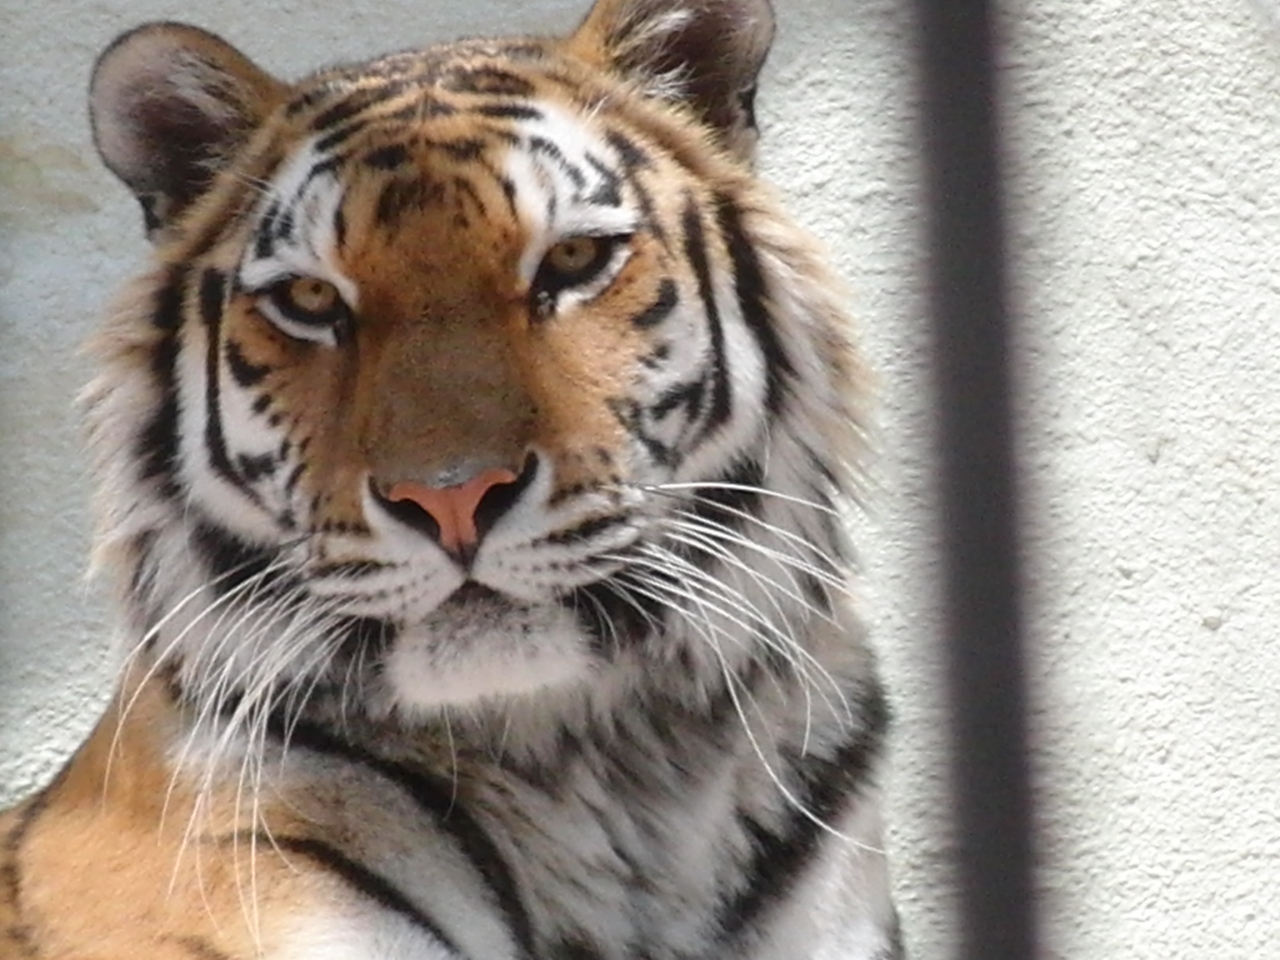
[84,0,866,728]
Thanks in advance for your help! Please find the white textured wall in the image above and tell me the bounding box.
[1004,1,1280,955]
[3,0,1280,956]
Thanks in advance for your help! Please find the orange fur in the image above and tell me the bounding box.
[2,673,331,957]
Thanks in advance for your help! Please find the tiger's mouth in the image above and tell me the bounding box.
[443,581,507,608]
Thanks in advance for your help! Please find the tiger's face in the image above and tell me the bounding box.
[86,0,858,724]
[188,66,760,710]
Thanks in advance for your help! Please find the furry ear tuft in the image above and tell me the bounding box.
[568,0,776,162]
[90,23,286,240]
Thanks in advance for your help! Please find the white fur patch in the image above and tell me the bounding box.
[505,104,639,284]
[238,138,359,311]
[384,594,591,713]
[277,910,457,960]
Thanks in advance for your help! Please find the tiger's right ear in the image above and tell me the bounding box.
[90,23,287,240]
[566,0,775,163]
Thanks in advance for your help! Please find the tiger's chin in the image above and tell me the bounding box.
[381,583,595,715]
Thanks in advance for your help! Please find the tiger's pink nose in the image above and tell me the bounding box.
[386,467,519,556]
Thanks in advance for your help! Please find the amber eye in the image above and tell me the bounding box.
[258,276,351,344]
[531,234,630,317]
[544,237,604,278]
[283,277,340,316]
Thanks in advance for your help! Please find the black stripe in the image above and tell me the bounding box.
[680,197,732,437]
[604,130,650,170]
[599,130,656,241]
[273,208,296,245]
[606,396,676,468]
[286,82,340,117]
[376,177,446,227]
[311,84,410,131]
[253,833,460,953]
[640,340,672,369]
[136,269,186,499]
[254,201,282,260]
[151,266,187,331]
[237,453,277,482]
[191,521,282,598]
[365,99,458,135]
[714,196,794,415]
[224,340,270,388]
[651,379,704,423]
[364,143,411,170]
[312,559,395,579]
[541,514,628,547]
[314,121,370,156]
[475,103,542,121]
[631,178,665,245]
[299,153,345,190]
[738,84,760,134]
[309,80,430,152]
[334,206,348,248]
[282,461,306,497]
[453,175,487,218]
[718,685,888,940]
[198,269,256,499]
[583,153,622,207]
[633,279,678,330]
[138,193,162,234]
[437,137,486,161]
[528,136,586,189]
[500,176,518,217]
[564,574,661,654]
[274,719,535,959]
[799,568,835,618]
[685,456,764,534]
[443,66,535,97]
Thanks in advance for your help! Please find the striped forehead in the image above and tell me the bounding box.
[504,104,638,282]
[237,102,638,293]
[238,140,356,304]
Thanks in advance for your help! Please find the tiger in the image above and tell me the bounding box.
[0,0,904,957]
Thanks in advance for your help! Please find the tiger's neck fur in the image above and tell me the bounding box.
[7,610,892,958]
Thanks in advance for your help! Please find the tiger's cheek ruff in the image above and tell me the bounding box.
[173,275,306,544]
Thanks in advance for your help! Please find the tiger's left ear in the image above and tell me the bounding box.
[567,0,776,163]
[90,23,287,240]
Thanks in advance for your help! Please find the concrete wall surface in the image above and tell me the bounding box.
[3,0,1279,956]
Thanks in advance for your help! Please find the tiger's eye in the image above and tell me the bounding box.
[259,275,351,345]
[529,233,629,319]
[544,237,602,276]
[284,277,340,318]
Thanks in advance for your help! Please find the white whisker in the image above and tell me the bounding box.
[642,481,842,517]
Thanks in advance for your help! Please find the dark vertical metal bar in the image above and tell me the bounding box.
[911,2,1040,958]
